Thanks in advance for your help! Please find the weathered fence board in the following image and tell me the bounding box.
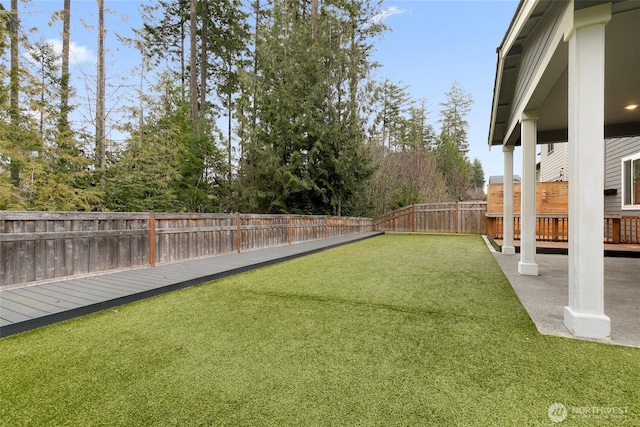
[373,202,487,234]
[0,212,372,288]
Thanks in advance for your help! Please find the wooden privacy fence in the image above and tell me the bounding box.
[373,202,487,234]
[486,214,640,244]
[487,181,568,214]
[0,212,372,288]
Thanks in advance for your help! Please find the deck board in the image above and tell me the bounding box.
[45,281,124,300]
[1,308,33,325]
[489,239,640,257]
[30,282,108,303]
[20,286,97,305]
[9,288,82,311]
[0,294,54,317]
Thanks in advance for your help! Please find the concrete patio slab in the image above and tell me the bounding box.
[486,236,640,348]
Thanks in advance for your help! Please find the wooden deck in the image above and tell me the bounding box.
[490,238,640,257]
[0,232,383,338]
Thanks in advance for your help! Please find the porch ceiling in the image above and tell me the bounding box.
[489,0,640,147]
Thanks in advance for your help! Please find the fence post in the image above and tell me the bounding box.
[411,204,417,233]
[236,213,241,253]
[149,211,156,267]
[288,214,292,245]
[455,201,460,233]
[324,216,329,239]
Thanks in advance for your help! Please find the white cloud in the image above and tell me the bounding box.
[46,38,97,65]
[371,6,407,24]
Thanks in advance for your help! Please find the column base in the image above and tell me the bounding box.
[502,246,516,255]
[564,306,610,339]
[518,261,538,276]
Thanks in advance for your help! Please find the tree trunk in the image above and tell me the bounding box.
[311,0,318,39]
[251,0,261,148]
[9,0,20,187]
[180,0,186,100]
[60,0,71,129]
[199,0,207,125]
[189,0,198,122]
[227,61,232,175]
[96,0,106,187]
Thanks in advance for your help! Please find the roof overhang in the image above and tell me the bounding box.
[488,0,640,147]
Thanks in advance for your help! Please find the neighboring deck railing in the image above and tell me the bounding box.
[486,214,640,244]
[373,202,487,234]
[0,212,372,288]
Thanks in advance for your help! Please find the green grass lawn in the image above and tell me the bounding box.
[1,234,638,426]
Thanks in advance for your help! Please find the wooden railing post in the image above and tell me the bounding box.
[148,211,156,267]
[612,217,621,244]
[236,213,241,253]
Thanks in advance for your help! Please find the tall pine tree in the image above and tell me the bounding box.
[238,0,385,215]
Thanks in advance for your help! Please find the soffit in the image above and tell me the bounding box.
[489,0,640,147]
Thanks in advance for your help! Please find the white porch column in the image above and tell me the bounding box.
[502,145,516,254]
[564,4,611,339]
[518,111,538,276]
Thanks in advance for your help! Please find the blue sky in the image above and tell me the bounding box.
[16,0,521,182]
[373,0,520,181]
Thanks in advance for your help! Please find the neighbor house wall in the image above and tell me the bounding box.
[539,142,568,182]
[536,136,640,215]
[605,135,640,215]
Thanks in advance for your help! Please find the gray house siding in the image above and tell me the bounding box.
[536,136,640,215]
[539,142,568,182]
[605,136,640,216]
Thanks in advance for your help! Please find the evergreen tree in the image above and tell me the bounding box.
[137,0,190,90]
[238,0,385,215]
[137,0,250,173]
[433,133,470,201]
[26,39,61,141]
[404,100,435,150]
[205,0,249,172]
[23,37,101,211]
[434,81,475,200]
[106,71,225,212]
[471,158,485,189]
[437,81,473,154]
[469,157,486,200]
[370,79,411,150]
